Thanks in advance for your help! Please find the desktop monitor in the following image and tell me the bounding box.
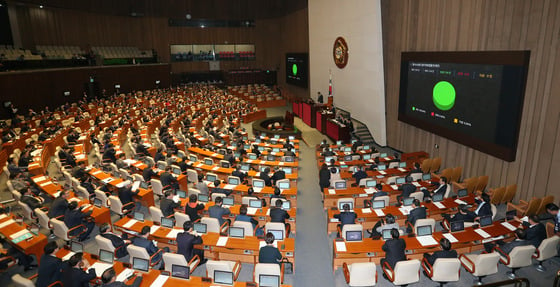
[140,181,149,189]
[363,154,371,160]
[228,226,245,239]
[338,201,354,211]
[417,225,433,236]
[193,223,207,234]
[197,194,209,202]
[479,215,493,227]
[272,147,280,152]
[260,166,268,172]
[172,166,182,175]
[274,135,280,139]
[371,200,385,209]
[365,180,377,188]
[345,230,363,242]
[221,161,230,168]
[214,270,234,285]
[222,197,234,206]
[457,189,468,198]
[324,156,334,163]
[506,210,517,221]
[380,153,388,157]
[249,154,258,160]
[343,155,352,161]
[258,146,265,151]
[432,193,444,202]
[278,181,290,190]
[93,198,102,207]
[218,149,226,155]
[177,190,187,199]
[132,257,149,272]
[363,145,370,150]
[157,162,166,170]
[289,136,295,140]
[268,229,284,241]
[206,173,217,182]
[133,212,145,222]
[259,274,280,287]
[267,155,276,161]
[282,167,292,174]
[253,179,265,188]
[399,162,407,168]
[171,265,190,280]
[228,177,240,185]
[161,217,174,228]
[334,181,347,190]
[282,200,291,210]
[244,144,250,150]
[204,159,213,166]
[396,177,406,184]
[99,249,114,264]
[336,140,342,145]
[70,241,83,253]
[240,164,250,172]
[189,155,197,162]
[344,147,352,152]
[403,197,414,206]
[382,229,393,240]
[377,165,387,171]
[422,173,431,181]
[249,199,262,208]
[450,220,465,233]
[284,156,294,163]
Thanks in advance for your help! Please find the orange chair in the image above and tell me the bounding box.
[508,197,542,217]
[489,187,506,205]
[475,175,489,193]
[501,184,517,204]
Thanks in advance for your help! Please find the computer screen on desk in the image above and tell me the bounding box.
[366,180,376,188]
[177,190,187,199]
[99,249,113,264]
[399,162,407,168]
[171,265,190,280]
[228,177,240,185]
[457,189,468,198]
[346,230,363,242]
[259,274,280,287]
[71,241,83,253]
[422,173,431,181]
[228,226,245,239]
[249,199,262,208]
[132,257,149,272]
[334,181,347,190]
[417,225,432,236]
[222,197,234,206]
[377,165,386,171]
[450,220,464,232]
[479,215,493,227]
[214,270,234,285]
[133,212,144,222]
[382,229,392,240]
[268,229,284,241]
[282,200,291,210]
[161,217,174,228]
[206,173,217,182]
[372,200,385,209]
[197,194,209,202]
[396,177,406,184]
[338,201,354,211]
[403,197,414,206]
[194,223,207,234]
[172,167,182,175]
[278,181,290,190]
[253,179,265,188]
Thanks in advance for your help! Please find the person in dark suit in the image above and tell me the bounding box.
[499,228,530,254]
[317,92,324,104]
[160,190,181,217]
[102,143,117,163]
[48,190,70,218]
[381,228,407,269]
[208,196,231,226]
[64,201,94,241]
[520,215,547,248]
[406,199,426,233]
[370,213,400,238]
[37,241,64,287]
[397,176,416,202]
[118,181,139,209]
[232,166,247,183]
[132,226,168,267]
[62,252,96,287]
[407,162,423,177]
[319,163,331,192]
[270,199,291,236]
[260,167,272,186]
[176,221,206,263]
[99,223,130,258]
[20,187,43,210]
[258,232,283,264]
[160,166,179,190]
[236,204,263,236]
[430,176,449,199]
[423,238,458,266]
[351,166,368,186]
[101,267,143,287]
[445,204,477,223]
[474,192,492,218]
[142,163,157,182]
[545,203,560,234]
[269,186,286,205]
[185,194,205,222]
[271,167,286,185]
[334,203,357,236]
[321,148,335,157]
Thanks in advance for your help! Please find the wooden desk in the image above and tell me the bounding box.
[0,214,48,263]
[216,184,298,208]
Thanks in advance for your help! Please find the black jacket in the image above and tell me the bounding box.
[270,207,290,223]
[407,207,427,226]
[176,231,203,261]
[37,254,64,287]
[160,198,180,217]
[425,249,458,266]
[62,264,96,287]
[522,222,547,248]
[48,197,68,218]
[101,232,128,258]
[382,238,406,268]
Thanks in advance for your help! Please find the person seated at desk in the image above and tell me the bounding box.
[153,147,165,163]
[491,228,530,254]
[118,181,139,212]
[397,176,416,202]
[474,192,492,218]
[366,157,381,171]
[142,162,157,182]
[195,174,209,195]
[64,201,94,242]
[545,203,560,234]
[334,203,357,237]
[66,129,80,145]
[423,238,457,266]
[20,187,44,210]
[99,223,130,258]
[48,190,70,219]
[285,147,296,157]
[160,190,181,218]
[443,204,476,224]
[251,144,261,158]
[407,162,423,176]
[232,166,247,184]
[134,140,150,158]
[101,267,143,287]
[37,241,64,287]
[513,215,546,248]
[62,252,96,287]
[260,167,272,186]
[321,148,335,157]
[224,149,235,165]
[352,166,367,186]
[209,196,231,227]
[213,179,233,196]
[381,228,406,269]
[422,176,448,200]
[319,163,331,192]
[236,204,264,236]
[271,167,285,185]
[185,194,205,222]
[177,221,206,265]
[59,145,77,167]
[270,198,291,236]
[319,139,330,150]
[102,143,117,164]
[259,232,283,265]
[71,161,87,180]
[7,157,26,176]
[405,199,426,233]
[132,226,169,269]
[160,166,179,190]
[270,186,286,203]
[367,183,388,205]
[370,213,399,239]
[115,153,127,169]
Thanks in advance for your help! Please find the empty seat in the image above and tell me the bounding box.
[343,262,377,286]
[459,252,501,284]
[382,259,421,285]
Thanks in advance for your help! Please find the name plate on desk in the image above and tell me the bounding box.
[328,189,336,195]
[335,241,347,252]
[216,236,229,247]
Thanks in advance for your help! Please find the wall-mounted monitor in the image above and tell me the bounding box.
[286,53,309,88]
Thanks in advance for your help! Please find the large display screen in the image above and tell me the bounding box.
[286,53,308,88]
[398,51,530,162]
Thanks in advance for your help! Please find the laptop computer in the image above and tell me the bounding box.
[282,200,291,210]
[161,217,174,228]
[259,274,281,287]
[450,220,465,233]
[228,226,245,239]
[403,197,414,206]
[249,199,262,208]
[417,225,432,236]
[457,188,468,198]
[382,229,393,240]
[278,181,290,190]
[345,230,363,242]
[248,154,258,160]
[222,197,234,206]
[139,181,149,189]
[132,257,149,272]
[193,222,207,234]
[334,181,347,190]
[268,229,284,241]
[70,241,83,253]
[213,270,234,286]
[422,173,431,181]
[171,265,190,280]
[396,177,406,185]
[365,180,377,188]
[133,212,145,222]
[99,249,114,264]
[432,193,444,202]
[206,173,217,182]
[371,200,385,209]
[177,190,187,199]
[479,215,493,227]
[197,194,209,203]
[324,156,334,163]
[93,198,102,207]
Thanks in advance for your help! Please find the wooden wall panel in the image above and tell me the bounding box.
[381,0,560,201]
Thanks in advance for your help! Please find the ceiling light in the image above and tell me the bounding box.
[39,5,43,8]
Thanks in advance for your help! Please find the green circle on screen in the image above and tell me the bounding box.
[433,81,456,111]
[292,64,298,76]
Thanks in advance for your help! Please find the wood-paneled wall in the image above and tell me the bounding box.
[381,0,560,201]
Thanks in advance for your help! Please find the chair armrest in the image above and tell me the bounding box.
[0,256,16,269]
[533,248,540,259]
[28,274,38,280]
[220,221,229,234]
[336,225,342,239]
[493,246,510,265]
[47,281,62,287]
[442,218,450,231]
[342,262,350,283]
[121,201,136,214]
[382,261,395,282]
[406,221,414,233]
[149,249,164,267]
[67,224,87,239]
[459,254,475,273]
[519,199,529,206]
[421,257,433,278]
[280,260,284,283]
[165,213,175,219]
[188,254,200,273]
[39,206,49,212]
[232,260,242,280]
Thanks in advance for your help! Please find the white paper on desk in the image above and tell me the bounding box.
[247,207,258,215]
[10,229,30,239]
[328,189,336,195]
[412,182,421,187]
[92,170,103,175]
[398,206,413,215]
[417,235,438,246]
[76,154,86,160]
[378,170,386,175]
[150,225,160,234]
[253,187,262,193]
[90,262,113,277]
[212,166,219,171]
[53,191,61,198]
[474,228,491,238]
[0,219,16,228]
[266,209,271,216]
[115,181,128,188]
[102,178,114,184]
[398,168,407,172]
[501,222,517,231]
[34,176,47,182]
[358,193,368,198]
[0,214,7,220]
[361,208,372,214]
[131,181,140,191]
[454,199,467,205]
[390,184,398,190]
[39,181,52,187]
[384,157,391,161]
[166,229,181,239]
[364,188,375,194]
[442,233,458,243]
[335,241,347,252]
[278,162,284,166]
[62,251,75,261]
[223,184,236,190]
[216,236,229,247]
[116,268,134,282]
[330,218,340,222]
[212,153,219,157]
[122,219,139,229]
[255,172,260,177]
[434,202,446,209]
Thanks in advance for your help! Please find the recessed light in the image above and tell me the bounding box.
[39,5,43,8]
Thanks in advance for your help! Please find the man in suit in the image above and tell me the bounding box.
[499,228,530,254]
[232,166,247,183]
[397,176,416,202]
[160,166,179,190]
[381,228,406,269]
[62,252,96,287]
[64,201,94,241]
[99,223,130,258]
[37,241,64,287]
[223,149,235,165]
[208,196,231,226]
[407,162,423,176]
[48,190,70,218]
[102,143,117,163]
[429,176,449,200]
[259,232,283,264]
[185,194,205,223]
[334,203,357,236]
[101,267,143,287]
[521,215,547,248]
[20,187,43,210]
[406,199,426,233]
[195,174,209,195]
[545,203,560,234]
[370,213,400,238]
[160,190,181,217]
[176,221,206,264]
[132,226,168,269]
[423,238,458,266]
[321,148,335,157]
[445,204,477,223]
[270,199,291,236]
[117,181,139,210]
[352,166,368,186]
[271,167,286,185]
[474,192,492,218]
[260,167,272,186]
[142,163,157,182]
